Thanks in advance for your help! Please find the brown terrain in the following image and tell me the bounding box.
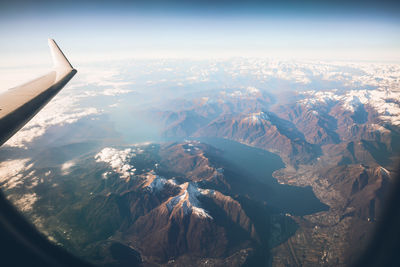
[152,91,400,266]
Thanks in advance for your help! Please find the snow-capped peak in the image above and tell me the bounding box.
[244,112,269,124]
[246,86,260,95]
[299,89,400,125]
[165,182,212,219]
[379,167,390,176]
[142,170,176,192]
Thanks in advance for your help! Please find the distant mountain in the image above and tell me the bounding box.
[4,83,400,266]
[152,87,400,266]
[193,111,319,165]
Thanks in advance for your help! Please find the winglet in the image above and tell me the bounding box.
[48,39,74,72]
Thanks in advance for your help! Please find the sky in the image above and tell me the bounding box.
[0,0,399,67]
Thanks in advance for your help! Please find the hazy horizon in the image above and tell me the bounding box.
[0,0,399,69]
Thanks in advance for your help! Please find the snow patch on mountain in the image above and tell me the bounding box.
[165,182,212,219]
[299,89,400,125]
[299,90,340,107]
[244,112,270,124]
[142,171,176,192]
[227,87,261,98]
[379,167,390,176]
[246,86,260,94]
[182,140,203,153]
[368,124,390,133]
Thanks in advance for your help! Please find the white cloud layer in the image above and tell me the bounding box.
[95,147,136,180]
[2,59,400,150]
[4,95,100,148]
[61,160,75,175]
[0,159,33,190]
[2,64,134,148]
[12,193,38,212]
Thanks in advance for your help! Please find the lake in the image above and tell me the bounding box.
[198,137,329,216]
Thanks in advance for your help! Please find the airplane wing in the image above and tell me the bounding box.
[0,39,77,146]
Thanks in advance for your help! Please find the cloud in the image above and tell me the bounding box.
[69,66,134,97]
[0,159,34,190]
[61,160,75,175]
[2,64,135,148]
[101,88,132,96]
[95,147,136,180]
[3,59,399,149]
[77,87,133,97]
[12,193,38,212]
[4,95,100,148]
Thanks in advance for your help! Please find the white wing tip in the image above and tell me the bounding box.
[48,38,74,71]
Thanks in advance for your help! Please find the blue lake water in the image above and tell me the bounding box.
[199,137,329,216]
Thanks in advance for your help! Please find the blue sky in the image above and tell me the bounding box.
[0,0,399,66]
